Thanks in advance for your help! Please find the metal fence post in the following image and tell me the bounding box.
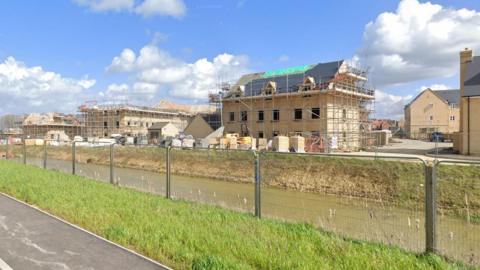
[72,141,76,175]
[254,151,261,218]
[5,138,9,160]
[22,136,26,165]
[43,141,47,169]
[110,143,116,185]
[425,163,437,253]
[166,146,171,199]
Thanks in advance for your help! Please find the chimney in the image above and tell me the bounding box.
[459,48,473,133]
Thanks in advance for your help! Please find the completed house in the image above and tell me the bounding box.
[455,48,480,155]
[404,89,460,140]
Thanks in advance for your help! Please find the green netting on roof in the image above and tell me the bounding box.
[262,64,315,78]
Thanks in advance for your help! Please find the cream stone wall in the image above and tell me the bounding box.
[460,97,480,155]
[404,90,459,139]
[458,49,480,155]
[222,91,364,150]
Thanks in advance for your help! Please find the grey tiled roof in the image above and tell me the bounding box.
[432,89,460,105]
[238,60,344,97]
[405,89,459,109]
[464,56,480,97]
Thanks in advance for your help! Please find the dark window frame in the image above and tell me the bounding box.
[294,108,302,120]
[272,109,280,121]
[258,110,264,121]
[241,111,248,122]
[311,107,320,119]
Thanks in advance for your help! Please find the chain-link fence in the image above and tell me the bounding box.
[260,152,427,253]
[170,147,255,213]
[3,139,480,267]
[436,160,480,265]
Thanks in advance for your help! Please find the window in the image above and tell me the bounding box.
[258,131,264,138]
[311,107,320,119]
[273,109,280,121]
[342,109,347,119]
[127,121,131,126]
[229,112,235,122]
[294,109,302,120]
[104,121,108,128]
[450,115,455,121]
[272,131,279,137]
[116,121,120,128]
[294,131,302,136]
[241,111,248,121]
[258,110,264,121]
[429,115,434,121]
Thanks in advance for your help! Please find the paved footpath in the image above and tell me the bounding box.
[0,193,169,270]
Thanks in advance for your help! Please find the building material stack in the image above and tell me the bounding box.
[273,136,289,152]
[289,136,305,153]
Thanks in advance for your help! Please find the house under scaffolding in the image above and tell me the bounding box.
[220,60,375,151]
[78,102,192,139]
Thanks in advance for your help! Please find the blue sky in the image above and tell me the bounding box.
[1,0,480,119]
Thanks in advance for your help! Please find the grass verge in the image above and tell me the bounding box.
[0,160,472,270]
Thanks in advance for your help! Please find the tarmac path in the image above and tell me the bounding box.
[0,193,170,270]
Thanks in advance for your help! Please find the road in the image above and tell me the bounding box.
[0,193,169,270]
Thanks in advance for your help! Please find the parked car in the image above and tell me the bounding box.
[429,132,445,142]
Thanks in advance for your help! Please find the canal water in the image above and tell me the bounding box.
[13,157,480,265]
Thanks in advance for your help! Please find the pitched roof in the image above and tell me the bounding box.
[405,89,460,108]
[432,89,460,105]
[232,60,344,97]
[148,122,170,129]
[464,55,480,97]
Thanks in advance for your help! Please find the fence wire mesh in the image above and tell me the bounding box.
[260,152,426,253]
[112,146,167,195]
[436,161,480,266]
[170,147,255,214]
[5,139,480,267]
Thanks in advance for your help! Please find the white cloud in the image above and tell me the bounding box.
[374,90,413,119]
[107,48,136,72]
[74,0,134,12]
[418,83,452,92]
[74,0,186,18]
[0,57,95,114]
[135,0,186,18]
[106,45,250,101]
[277,55,289,63]
[356,0,480,87]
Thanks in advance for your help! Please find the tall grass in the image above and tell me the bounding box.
[0,160,471,270]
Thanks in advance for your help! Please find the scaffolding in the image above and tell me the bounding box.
[78,101,192,142]
[221,60,376,152]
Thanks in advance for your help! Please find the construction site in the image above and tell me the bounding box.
[22,113,83,141]
[220,60,376,152]
[78,101,193,141]
[0,60,382,153]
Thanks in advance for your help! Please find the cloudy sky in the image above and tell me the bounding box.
[1,0,480,119]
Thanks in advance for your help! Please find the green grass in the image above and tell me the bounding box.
[0,160,473,270]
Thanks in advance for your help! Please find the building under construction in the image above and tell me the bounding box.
[22,113,83,140]
[78,102,192,139]
[221,60,375,151]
